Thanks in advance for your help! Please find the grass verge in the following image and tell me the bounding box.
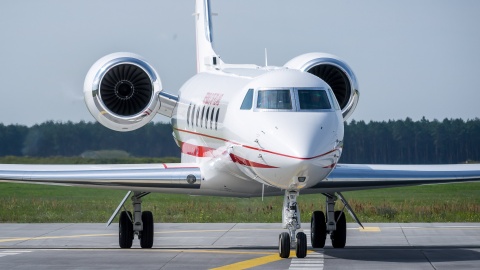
[1,182,479,223]
[1,156,479,223]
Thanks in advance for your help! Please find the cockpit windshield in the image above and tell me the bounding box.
[298,90,331,110]
[245,88,335,112]
[256,90,292,110]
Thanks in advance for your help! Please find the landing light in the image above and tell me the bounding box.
[187,174,197,184]
[298,177,306,183]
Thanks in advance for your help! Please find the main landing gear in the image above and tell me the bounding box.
[113,191,154,249]
[310,194,347,249]
[278,191,362,258]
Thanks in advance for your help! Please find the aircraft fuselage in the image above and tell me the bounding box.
[173,68,344,196]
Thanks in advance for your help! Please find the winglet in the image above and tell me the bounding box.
[194,0,224,72]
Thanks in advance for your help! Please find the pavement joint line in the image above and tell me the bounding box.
[211,223,237,246]
[400,226,412,247]
[13,223,74,246]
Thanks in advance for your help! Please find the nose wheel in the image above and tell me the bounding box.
[278,232,290,258]
[278,231,307,259]
[295,232,307,258]
[278,190,308,258]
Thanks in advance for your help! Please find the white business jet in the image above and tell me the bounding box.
[1,0,480,259]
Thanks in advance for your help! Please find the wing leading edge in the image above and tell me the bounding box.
[0,164,201,192]
[305,163,480,193]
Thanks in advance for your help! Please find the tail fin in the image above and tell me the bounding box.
[195,0,223,72]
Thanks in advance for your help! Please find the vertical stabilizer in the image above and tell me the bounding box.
[195,0,223,72]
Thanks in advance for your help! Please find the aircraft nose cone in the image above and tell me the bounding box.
[258,112,342,160]
[244,112,343,189]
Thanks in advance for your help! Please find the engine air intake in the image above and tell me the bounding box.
[84,52,162,132]
[100,64,153,116]
[284,53,360,120]
[307,65,351,109]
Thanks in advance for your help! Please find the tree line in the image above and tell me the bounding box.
[0,118,479,164]
[0,121,180,158]
[343,117,480,164]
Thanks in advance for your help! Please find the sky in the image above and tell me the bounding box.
[1,0,479,126]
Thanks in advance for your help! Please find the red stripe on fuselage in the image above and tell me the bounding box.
[323,163,337,169]
[229,153,278,168]
[174,128,340,160]
[180,139,276,168]
[180,141,215,157]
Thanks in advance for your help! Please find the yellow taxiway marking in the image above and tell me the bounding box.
[359,227,381,232]
[0,233,115,243]
[0,228,281,243]
[0,226,384,244]
[210,251,312,270]
[0,247,276,256]
[154,228,281,234]
[209,253,282,270]
[150,249,275,256]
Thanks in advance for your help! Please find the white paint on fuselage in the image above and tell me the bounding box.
[173,68,343,194]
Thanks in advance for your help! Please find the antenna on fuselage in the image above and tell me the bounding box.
[194,0,224,73]
[264,48,268,67]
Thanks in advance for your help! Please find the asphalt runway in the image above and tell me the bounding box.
[1,223,479,269]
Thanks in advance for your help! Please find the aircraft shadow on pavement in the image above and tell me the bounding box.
[322,246,480,263]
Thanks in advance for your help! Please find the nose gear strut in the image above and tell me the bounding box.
[279,190,307,258]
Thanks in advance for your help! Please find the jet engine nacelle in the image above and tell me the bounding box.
[84,52,162,132]
[284,53,359,121]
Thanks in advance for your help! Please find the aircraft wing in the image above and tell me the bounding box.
[306,163,480,193]
[0,163,201,192]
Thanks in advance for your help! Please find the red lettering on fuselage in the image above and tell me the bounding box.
[203,92,224,106]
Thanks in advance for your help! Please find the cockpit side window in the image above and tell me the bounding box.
[326,88,341,110]
[298,90,331,110]
[256,90,292,110]
[240,89,254,110]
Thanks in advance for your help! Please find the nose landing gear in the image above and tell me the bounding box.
[279,190,307,258]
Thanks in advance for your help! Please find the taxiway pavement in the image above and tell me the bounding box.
[0,223,479,269]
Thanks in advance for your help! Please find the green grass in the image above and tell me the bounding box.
[1,182,479,223]
[1,156,479,223]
